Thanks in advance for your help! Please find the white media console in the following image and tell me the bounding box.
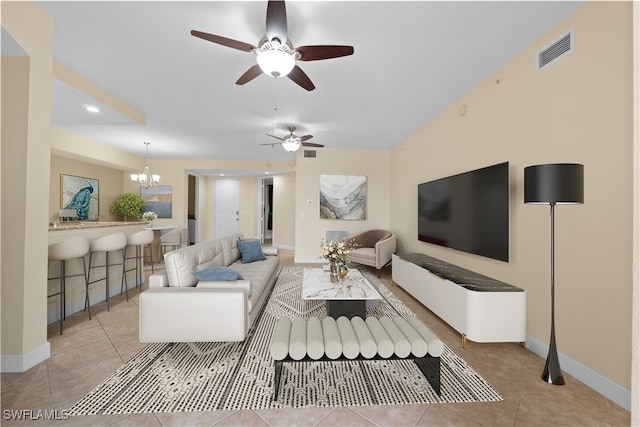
[392,253,526,348]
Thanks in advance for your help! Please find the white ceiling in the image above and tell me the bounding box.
[4,1,582,163]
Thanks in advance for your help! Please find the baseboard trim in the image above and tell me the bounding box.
[1,341,51,373]
[527,334,630,411]
[273,243,295,251]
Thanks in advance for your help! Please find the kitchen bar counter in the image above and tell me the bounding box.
[49,221,148,231]
[47,221,148,325]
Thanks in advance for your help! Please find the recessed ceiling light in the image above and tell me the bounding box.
[84,105,100,113]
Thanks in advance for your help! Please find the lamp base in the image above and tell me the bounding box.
[541,343,565,385]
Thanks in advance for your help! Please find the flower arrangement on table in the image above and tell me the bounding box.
[141,211,158,222]
[320,237,357,265]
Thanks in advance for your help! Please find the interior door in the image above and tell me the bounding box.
[214,179,240,238]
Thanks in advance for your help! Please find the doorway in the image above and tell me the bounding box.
[259,177,274,245]
[187,174,198,245]
[214,179,240,239]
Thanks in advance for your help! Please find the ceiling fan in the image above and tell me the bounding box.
[261,126,324,152]
[191,0,354,91]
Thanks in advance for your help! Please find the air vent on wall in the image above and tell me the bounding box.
[537,29,573,70]
[304,150,317,158]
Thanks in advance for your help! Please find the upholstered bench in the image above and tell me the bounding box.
[270,315,444,400]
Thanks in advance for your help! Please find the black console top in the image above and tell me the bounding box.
[396,253,523,292]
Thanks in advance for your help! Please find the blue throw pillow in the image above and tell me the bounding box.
[192,266,244,281]
[237,239,267,263]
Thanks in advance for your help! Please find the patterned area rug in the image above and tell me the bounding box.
[69,266,502,415]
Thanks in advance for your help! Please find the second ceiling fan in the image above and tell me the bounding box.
[191,0,354,91]
[262,126,324,152]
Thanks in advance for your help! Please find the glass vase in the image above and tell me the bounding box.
[330,262,339,283]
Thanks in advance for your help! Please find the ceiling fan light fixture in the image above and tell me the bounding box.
[282,138,301,152]
[256,41,295,78]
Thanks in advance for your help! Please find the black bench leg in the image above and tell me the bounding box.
[273,361,283,401]
[414,356,441,396]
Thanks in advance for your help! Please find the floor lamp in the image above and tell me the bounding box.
[524,163,584,385]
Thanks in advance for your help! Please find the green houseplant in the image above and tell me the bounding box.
[110,192,145,221]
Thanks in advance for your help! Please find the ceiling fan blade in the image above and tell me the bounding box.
[301,142,324,148]
[236,64,263,85]
[260,143,279,147]
[190,30,255,52]
[266,133,285,141]
[266,0,288,43]
[296,45,354,61]
[300,135,313,142]
[288,65,315,91]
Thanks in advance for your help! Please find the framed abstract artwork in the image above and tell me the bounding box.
[140,185,173,218]
[60,174,100,220]
[319,175,367,220]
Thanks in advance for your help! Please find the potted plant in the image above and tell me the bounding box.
[110,192,145,221]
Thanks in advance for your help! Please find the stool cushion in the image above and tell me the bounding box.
[48,237,90,261]
[127,229,154,246]
[90,233,127,252]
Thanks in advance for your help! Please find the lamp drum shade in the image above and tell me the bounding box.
[524,163,584,204]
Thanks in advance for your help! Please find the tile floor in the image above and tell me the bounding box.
[1,249,631,426]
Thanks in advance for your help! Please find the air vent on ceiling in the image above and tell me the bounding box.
[304,150,316,158]
[537,29,573,70]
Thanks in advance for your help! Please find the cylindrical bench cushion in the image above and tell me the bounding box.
[379,316,411,357]
[306,317,324,360]
[407,317,444,357]
[365,317,394,358]
[336,316,359,359]
[322,317,342,360]
[270,317,291,361]
[289,318,307,360]
[351,317,377,358]
[394,317,428,357]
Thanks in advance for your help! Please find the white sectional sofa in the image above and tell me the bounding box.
[139,233,280,342]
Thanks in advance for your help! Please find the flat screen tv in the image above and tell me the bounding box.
[418,162,509,262]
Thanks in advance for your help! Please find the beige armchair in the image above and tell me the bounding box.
[347,229,396,277]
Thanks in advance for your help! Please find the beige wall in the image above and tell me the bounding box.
[273,172,296,248]
[294,148,391,261]
[1,3,54,361]
[391,2,633,389]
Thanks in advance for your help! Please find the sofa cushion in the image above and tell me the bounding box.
[221,233,243,266]
[237,239,267,263]
[164,239,226,287]
[192,266,244,281]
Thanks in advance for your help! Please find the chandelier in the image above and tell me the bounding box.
[130,142,160,188]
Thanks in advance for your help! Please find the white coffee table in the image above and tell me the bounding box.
[301,267,382,319]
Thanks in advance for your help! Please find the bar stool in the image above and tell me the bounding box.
[123,229,154,294]
[47,237,90,334]
[160,228,187,255]
[86,232,127,317]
